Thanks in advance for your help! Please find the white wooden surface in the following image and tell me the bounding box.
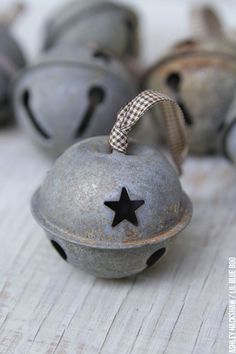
[0,128,235,354]
[1,1,236,353]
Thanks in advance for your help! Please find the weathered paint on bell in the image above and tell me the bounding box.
[13,44,138,156]
[144,39,236,155]
[31,136,192,278]
[144,4,236,157]
[0,11,25,125]
[43,0,139,59]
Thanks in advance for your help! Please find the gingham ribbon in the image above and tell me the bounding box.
[109,90,188,175]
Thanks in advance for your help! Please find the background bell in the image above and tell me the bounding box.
[13,44,138,156]
[43,0,139,60]
[143,4,236,156]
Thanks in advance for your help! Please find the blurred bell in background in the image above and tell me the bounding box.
[143,3,236,163]
[0,3,25,126]
[1,0,236,160]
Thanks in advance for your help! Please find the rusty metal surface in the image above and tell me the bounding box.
[144,41,236,156]
[31,136,192,278]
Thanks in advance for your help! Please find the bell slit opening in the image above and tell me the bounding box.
[146,247,166,268]
[50,240,67,261]
[166,72,193,126]
[93,49,111,62]
[75,86,105,137]
[21,89,51,139]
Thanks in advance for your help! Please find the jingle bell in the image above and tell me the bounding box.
[0,3,25,125]
[31,90,192,278]
[43,0,139,59]
[144,6,236,156]
[13,44,137,155]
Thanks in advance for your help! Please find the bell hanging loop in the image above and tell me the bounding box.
[109,89,188,175]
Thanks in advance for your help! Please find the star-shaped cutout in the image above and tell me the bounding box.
[104,187,144,227]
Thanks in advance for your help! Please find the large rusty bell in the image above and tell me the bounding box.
[43,0,139,59]
[31,90,192,278]
[144,5,236,158]
[0,3,26,125]
[13,44,138,156]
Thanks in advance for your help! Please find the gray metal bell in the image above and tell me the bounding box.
[31,90,192,279]
[0,4,25,125]
[144,5,236,156]
[13,44,138,156]
[43,0,139,59]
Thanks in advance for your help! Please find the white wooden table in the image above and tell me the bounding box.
[0,127,234,354]
[0,1,236,353]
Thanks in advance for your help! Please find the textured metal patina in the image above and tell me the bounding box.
[43,0,139,59]
[32,137,192,278]
[13,44,137,156]
[144,5,236,159]
[31,91,192,278]
[144,47,236,155]
[144,41,236,158]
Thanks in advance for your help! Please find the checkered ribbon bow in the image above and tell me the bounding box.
[109,90,188,175]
